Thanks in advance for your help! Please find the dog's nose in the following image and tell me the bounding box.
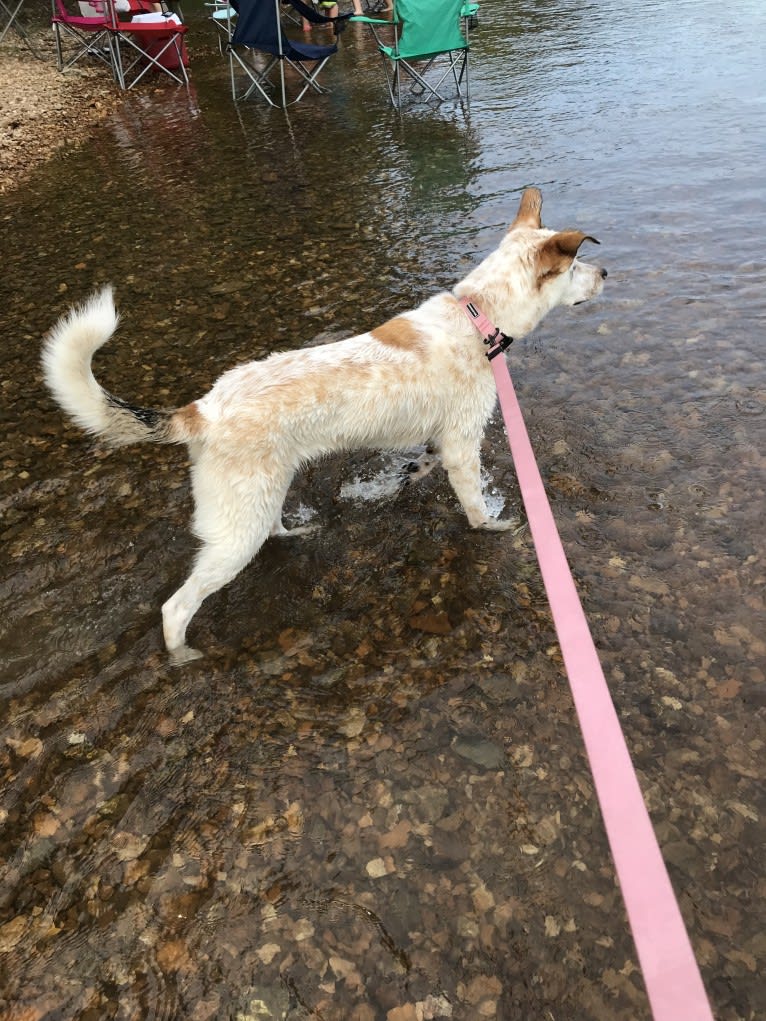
[600,268,608,279]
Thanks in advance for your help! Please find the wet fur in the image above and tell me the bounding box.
[42,189,606,662]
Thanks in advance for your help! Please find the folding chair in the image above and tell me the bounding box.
[353,0,469,107]
[51,0,114,73]
[103,1,190,90]
[227,0,349,108]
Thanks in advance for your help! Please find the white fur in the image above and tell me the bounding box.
[42,189,606,662]
[42,285,121,438]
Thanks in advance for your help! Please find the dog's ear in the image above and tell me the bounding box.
[537,231,600,277]
[552,231,600,256]
[510,187,543,230]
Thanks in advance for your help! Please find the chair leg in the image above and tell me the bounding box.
[0,0,21,44]
[230,48,333,106]
[110,34,125,87]
[389,50,469,106]
[246,54,280,103]
[2,0,41,56]
[380,54,397,107]
[52,23,108,74]
[279,55,286,108]
[228,42,237,99]
[290,56,331,103]
[53,22,64,70]
[229,46,280,105]
[111,32,189,91]
[450,53,462,97]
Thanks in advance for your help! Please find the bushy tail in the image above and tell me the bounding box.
[42,286,192,448]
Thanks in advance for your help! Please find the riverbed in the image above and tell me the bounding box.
[1,1,764,1018]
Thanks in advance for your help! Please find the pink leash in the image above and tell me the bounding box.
[459,297,714,1021]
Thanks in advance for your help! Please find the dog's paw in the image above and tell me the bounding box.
[277,523,320,537]
[476,517,519,532]
[400,451,439,484]
[168,644,205,666]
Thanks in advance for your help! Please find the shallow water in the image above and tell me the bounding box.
[1,0,765,1018]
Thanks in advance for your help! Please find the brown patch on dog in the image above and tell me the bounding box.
[172,401,204,440]
[535,231,600,285]
[371,317,424,352]
[510,187,543,230]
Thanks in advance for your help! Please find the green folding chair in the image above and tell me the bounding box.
[353,0,469,107]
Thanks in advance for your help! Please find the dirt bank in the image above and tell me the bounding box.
[0,31,120,194]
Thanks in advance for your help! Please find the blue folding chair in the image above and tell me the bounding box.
[227,0,350,107]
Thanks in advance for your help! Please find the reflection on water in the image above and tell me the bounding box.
[1,1,765,1018]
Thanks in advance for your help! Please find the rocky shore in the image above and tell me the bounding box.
[0,30,120,194]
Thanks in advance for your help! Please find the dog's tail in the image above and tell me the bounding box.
[42,286,201,448]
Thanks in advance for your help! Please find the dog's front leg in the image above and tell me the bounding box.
[441,442,516,531]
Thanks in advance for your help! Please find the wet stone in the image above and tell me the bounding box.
[450,734,506,770]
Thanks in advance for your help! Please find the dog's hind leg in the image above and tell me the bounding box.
[162,466,290,663]
[162,538,266,664]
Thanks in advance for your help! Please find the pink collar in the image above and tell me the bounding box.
[457,295,514,360]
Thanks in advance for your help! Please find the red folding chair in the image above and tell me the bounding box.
[103,1,190,90]
[51,0,113,74]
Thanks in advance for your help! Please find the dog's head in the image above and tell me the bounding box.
[456,188,607,338]
[510,187,607,308]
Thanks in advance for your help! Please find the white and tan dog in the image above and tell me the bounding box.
[43,188,606,662]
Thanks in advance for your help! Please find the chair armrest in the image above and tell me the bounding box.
[350,14,394,23]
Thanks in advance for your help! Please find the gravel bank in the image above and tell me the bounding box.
[0,31,120,194]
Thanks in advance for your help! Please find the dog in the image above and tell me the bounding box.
[42,188,606,663]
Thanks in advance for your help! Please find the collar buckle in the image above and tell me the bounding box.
[457,296,514,360]
[484,328,514,360]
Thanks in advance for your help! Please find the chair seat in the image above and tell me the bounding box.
[281,37,337,60]
[111,15,187,32]
[380,40,467,61]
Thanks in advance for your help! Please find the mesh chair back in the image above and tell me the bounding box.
[230,0,282,54]
[395,0,467,59]
[52,0,106,28]
[231,0,336,60]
